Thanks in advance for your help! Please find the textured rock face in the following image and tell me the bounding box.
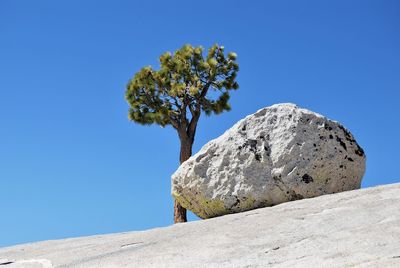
[172,103,366,219]
[1,184,399,268]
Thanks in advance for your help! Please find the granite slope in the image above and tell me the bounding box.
[1,183,399,268]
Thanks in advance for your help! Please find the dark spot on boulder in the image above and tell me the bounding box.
[302,174,314,183]
[336,136,347,151]
[268,115,277,124]
[247,139,257,149]
[247,139,257,152]
[339,165,344,168]
[289,190,304,201]
[355,147,365,157]
[264,145,271,156]
[232,197,241,208]
[313,143,316,147]
[347,157,354,162]
[338,124,354,142]
[242,139,266,159]
[241,139,257,152]
[329,134,333,139]
[241,124,246,131]
[324,122,333,131]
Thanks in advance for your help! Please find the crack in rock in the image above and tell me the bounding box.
[1,259,53,268]
[121,242,144,248]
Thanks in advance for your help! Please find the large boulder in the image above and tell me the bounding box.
[172,103,366,219]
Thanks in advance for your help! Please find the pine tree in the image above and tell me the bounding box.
[125,44,239,223]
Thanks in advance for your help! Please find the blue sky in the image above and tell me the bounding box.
[0,0,399,247]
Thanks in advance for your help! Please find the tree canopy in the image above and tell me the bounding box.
[125,44,239,131]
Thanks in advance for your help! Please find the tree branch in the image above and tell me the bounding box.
[187,110,200,140]
[170,116,179,129]
[189,103,196,116]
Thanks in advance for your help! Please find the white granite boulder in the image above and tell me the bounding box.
[172,103,366,219]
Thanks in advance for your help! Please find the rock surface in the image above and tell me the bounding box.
[172,103,366,218]
[1,183,400,267]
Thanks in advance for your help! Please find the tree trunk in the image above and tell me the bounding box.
[173,199,187,223]
[173,136,193,223]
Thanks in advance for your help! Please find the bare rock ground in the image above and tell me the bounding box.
[1,183,399,267]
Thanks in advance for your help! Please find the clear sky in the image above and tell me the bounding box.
[1,0,399,248]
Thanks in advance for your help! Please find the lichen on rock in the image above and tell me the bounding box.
[172,103,366,219]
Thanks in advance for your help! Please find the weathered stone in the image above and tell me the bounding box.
[1,184,399,267]
[172,103,366,218]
